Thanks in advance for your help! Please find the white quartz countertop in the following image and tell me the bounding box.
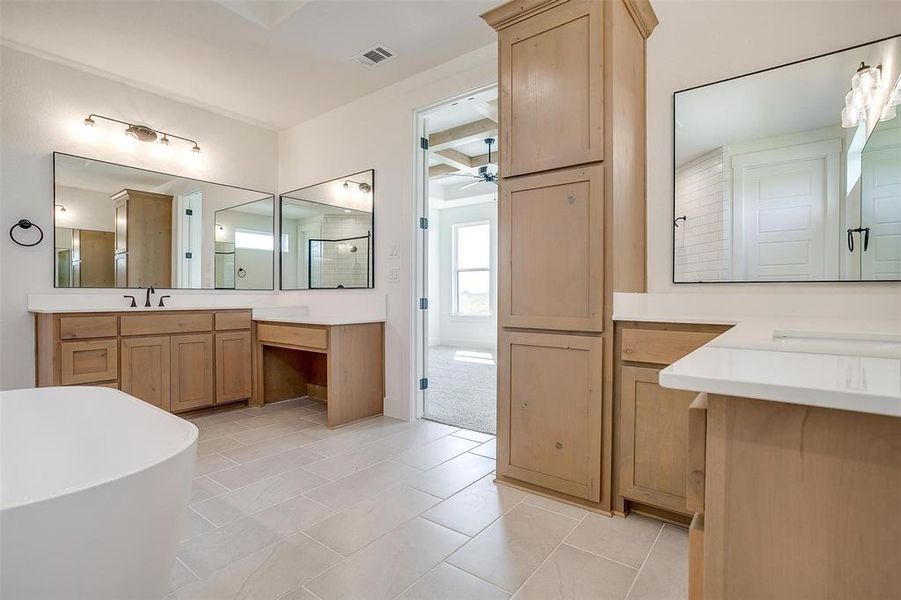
[251,307,385,325]
[614,293,901,418]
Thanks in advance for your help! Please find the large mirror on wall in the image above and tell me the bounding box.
[280,169,374,290]
[53,153,275,289]
[673,35,901,283]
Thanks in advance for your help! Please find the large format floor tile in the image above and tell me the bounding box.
[208,446,324,490]
[421,474,526,536]
[305,518,468,600]
[406,452,496,498]
[564,513,663,569]
[626,524,689,600]
[514,544,636,600]
[395,435,479,471]
[303,460,421,511]
[447,502,581,592]
[397,563,510,600]
[304,484,441,556]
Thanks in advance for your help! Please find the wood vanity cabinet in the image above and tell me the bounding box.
[36,310,253,415]
[615,323,729,518]
[111,188,173,288]
[483,0,657,509]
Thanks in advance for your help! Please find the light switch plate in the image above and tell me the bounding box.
[389,244,400,259]
[388,268,399,282]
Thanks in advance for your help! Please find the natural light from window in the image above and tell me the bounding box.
[235,229,273,250]
[453,349,496,365]
[454,221,491,316]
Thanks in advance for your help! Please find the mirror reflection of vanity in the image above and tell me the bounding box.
[673,35,901,282]
[280,170,374,290]
[53,153,275,290]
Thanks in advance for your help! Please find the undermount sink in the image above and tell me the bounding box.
[772,329,901,358]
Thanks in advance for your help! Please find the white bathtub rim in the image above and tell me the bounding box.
[1,386,198,512]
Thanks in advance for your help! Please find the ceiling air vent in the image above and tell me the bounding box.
[354,46,396,67]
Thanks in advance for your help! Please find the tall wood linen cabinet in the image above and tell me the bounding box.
[482,0,656,511]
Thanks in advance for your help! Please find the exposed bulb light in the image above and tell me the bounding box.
[83,116,95,129]
[79,113,202,157]
[851,62,881,95]
[343,181,350,189]
[160,135,170,147]
[841,62,884,129]
[192,143,201,155]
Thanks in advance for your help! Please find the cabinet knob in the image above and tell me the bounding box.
[555,442,563,449]
[567,195,576,204]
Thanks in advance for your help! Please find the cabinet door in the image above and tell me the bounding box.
[115,253,128,288]
[114,199,128,253]
[215,331,252,403]
[499,0,603,176]
[498,330,602,501]
[500,165,604,331]
[620,365,696,514]
[121,336,170,411]
[170,334,214,412]
[60,339,118,385]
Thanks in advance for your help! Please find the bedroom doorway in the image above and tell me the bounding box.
[414,85,499,434]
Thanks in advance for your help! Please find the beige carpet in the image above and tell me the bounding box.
[423,346,496,434]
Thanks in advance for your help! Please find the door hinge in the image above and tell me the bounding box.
[184,252,193,259]
[419,217,429,230]
[420,137,429,150]
[185,208,193,216]
[419,377,429,390]
[419,297,429,310]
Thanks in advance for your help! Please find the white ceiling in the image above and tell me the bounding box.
[0,0,497,130]
[676,36,900,165]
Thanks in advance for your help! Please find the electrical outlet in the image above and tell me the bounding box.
[388,268,400,282]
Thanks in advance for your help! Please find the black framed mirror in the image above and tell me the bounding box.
[279,169,375,290]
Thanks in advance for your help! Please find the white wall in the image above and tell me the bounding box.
[279,43,496,420]
[647,0,901,307]
[53,186,115,231]
[0,46,279,389]
[436,201,497,349]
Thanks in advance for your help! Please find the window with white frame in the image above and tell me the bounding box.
[453,221,491,316]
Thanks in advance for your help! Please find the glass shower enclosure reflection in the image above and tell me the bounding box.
[280,170,375,290]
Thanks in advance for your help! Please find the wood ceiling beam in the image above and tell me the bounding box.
[433,148,474,171]
[429,118,498,152]
[428,163,459,179]
[470,152,497,167]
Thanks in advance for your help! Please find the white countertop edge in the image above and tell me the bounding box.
[252,315,386,325]
[659,368,901,418]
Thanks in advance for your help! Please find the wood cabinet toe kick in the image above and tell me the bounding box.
[35,310,254,415]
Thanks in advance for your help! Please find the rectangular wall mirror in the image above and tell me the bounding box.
[53,152,275,290]
[673,36,901,283]
[280,169,374,290]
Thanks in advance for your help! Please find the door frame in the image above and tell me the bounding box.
[411,82,497,420]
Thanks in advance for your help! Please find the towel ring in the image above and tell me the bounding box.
[9,219,44,247]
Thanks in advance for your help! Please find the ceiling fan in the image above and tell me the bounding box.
[444,137,498,190]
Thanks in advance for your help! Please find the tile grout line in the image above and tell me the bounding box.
[505,509,588,597]
[623,523,665,600]
[559,541,640,571]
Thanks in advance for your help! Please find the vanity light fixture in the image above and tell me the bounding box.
[55,204,67,213]
[81,114,202,155]
[841,62,882,128]
[880,73,901,122]
[342,180,371,194]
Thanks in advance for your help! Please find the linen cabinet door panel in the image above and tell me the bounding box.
[499,0,603,176]
[170,334,214,412]
[500,165,604,331]
[60,339,118,385]
[121,336,170,411]
[620,365,695,514]
[215,331,252,403]
[499,331,603,502]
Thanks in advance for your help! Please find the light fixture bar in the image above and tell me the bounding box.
[83,113,201,152]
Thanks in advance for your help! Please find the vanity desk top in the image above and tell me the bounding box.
[614,292,901,417]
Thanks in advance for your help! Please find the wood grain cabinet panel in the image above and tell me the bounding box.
[256,323,327,350]
[121,336,170,411]
[500,165,604,331]
[215,311,252,331]
[620,365,696,514]
[60,339,118,385]
[170,334,214,412]
[120,312,213,336]
[215,331,252,403]
[59,315,118,340]
[498,0,603,176]
[499,330,603,502]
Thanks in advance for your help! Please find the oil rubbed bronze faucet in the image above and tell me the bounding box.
[144,285,155,308]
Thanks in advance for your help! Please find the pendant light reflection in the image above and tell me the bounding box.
[841,62,884,128]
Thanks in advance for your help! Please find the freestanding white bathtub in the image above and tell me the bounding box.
[1,386,198,599]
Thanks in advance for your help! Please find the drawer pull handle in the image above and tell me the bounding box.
[555,442,563,449]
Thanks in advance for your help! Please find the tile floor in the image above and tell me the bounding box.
[169,398,688,600]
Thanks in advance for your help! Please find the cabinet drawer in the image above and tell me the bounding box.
[59,315,118,340]
[60,339,118,385]
[257,323,327,350]
[686,393,707,514]
[499,330,603,502]
[500,165,604,332]
[621,328,721,365]
[120,312,213,336]
[215,311,251,331]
